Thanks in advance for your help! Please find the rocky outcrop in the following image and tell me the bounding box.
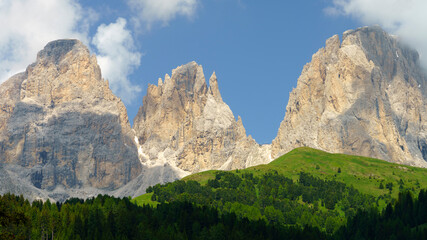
[6,25,426,201]
[272,26,427,167]
[0,39,142,201]
[0,42,271,201]
[133,62,271,175]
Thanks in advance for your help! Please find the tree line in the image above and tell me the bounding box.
[0,193,326,240]
[2,170,427,239]
[148,171,377,233]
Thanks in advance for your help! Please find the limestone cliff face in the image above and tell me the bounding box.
[0,39,142,200]
[133,62,271,174]
[272,26,427,167]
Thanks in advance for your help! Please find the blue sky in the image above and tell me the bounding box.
[1,0,426,144]
[119,1,359,144]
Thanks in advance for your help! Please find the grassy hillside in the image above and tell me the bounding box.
[132,147,427,235]
[131,192,159,207]
[185,147,427,197]
[135,147,427,207]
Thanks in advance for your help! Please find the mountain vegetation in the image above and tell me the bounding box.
[183,147,427,199]
[335,190,427,239]
[133,147,427,237]
[2,148,427,239]
[147,170,373,233]
[0,193,326,240]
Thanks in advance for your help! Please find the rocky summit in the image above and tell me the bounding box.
[0,42,272,201]
[0,39,142,201]
[272,26,427,167]
[2,26,427,201]
[133,61,271,175]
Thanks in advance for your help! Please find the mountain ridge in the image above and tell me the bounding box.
[1,25,427,201]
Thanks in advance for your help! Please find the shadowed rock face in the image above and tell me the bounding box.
[0,39,142,200]
[133,61,271,175]
[272,26,427,167]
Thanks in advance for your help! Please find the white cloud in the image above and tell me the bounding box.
[0,0,199,103]
[128,0,199,28]
[327,0,427,69]
[0,0,92,83]
[92,18,142,103]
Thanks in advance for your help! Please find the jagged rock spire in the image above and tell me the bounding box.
[133,61,271,173]
[209,72,223,102]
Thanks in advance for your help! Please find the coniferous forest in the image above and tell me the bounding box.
[148,171,384,232]
[0,193,325,240]
[2,170,427,239]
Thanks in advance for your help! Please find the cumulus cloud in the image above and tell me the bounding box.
[92,18,142,103]
[326,0,427,69]
[0,0,93,83]
[128,0,199,28]
[0,0,199,103]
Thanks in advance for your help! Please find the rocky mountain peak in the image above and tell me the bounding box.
[167,61,207,96]
[0,40,141,201]
[272,26,427,167]
[133,61,271,174]
[343,26,417,73]
[20,39,108,109]
[36,39,85,65]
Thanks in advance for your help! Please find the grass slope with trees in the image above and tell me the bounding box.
[2,147,427,239]
[133,147,427,236]
[183,147,427,199]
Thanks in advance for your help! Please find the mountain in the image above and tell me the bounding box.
[2,25,427,201]
[133,147,427,235]
[0,42,271,200]
[0,40,142,201]
[272,26,427,167]
[116,62,274,198]
[133,61,271,175]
